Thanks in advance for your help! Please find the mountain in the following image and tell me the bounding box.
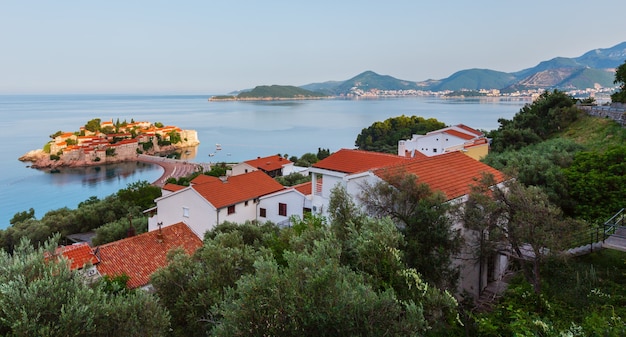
[296,41,626,95]
[428,69,518,92]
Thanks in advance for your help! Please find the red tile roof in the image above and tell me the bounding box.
[51,242,99,270]
[95,222,202,288]
[375,151,505,200]
[244,155,292,172]
[190,174,221,185]
[192,170,285,209]
[445,129,476,140]
[313,149,408,174]
[457,124,483,136]
[292,181,312,196]
[163,183,186,192]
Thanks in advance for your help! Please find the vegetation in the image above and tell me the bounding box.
[471,250,626,336]
[488,89,580,153]
[0,235,170,336]
[151,188,460,336]
[1,181,159,252]
[236,85,328,99]
[611,59,626,103]
[358,173,461,290]
[355,115,446,153]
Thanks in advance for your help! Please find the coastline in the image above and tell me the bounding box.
[135,155,203,187]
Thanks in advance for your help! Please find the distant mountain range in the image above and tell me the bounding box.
[296,41,626,95]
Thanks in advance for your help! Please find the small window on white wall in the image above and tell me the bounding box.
[183,207,189,217]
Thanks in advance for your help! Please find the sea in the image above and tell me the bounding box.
[0,94,529,229]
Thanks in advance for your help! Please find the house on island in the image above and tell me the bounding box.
[398,124,489,160]
[228,154,295,177]
[51,222,202,290]
[147,170,308,237]
[308,148,508,298]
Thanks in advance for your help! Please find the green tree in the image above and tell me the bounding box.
[84,118,101,133]
[355,115,446,153]
[275,172,311,186]
[611,60,626,103]
[116,180,161,210]
[489,90,580,152]
[482,138,584,215]
[0,236,170,336]
[214,231,458,336]
[358,171,462,290]
[296,152,319,166]
[151,229,269,336]
[564,146,626,221]
[461,175,581,295]
[10,208,35,225]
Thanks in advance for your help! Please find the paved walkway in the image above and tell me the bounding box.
[136,154,207,187]
[603,227,626,252]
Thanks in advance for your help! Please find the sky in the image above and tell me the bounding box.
[1,0,625,95]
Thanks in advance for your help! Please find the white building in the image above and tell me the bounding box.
[147,171,307,238]
[229,154,295,177]
[309,148,509,299]
[398,124,489,160]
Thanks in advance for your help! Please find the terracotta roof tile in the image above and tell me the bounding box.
[192,171,285,209]
[292,181,312,195]
[456,124,483,136]
[163,183,186,192]
[95,222,202,288]
[375,151,505,200]
[190,175,221,185]
[444,129,476,140]
[52,242,99,270]
[244,155,292,172]
[313,149,408,174]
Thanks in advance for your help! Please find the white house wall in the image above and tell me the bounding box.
[259,190,305,225]
[229,163,256,176]
[218,199,258,225]
[400,133,467,157]
[150,188,216,238]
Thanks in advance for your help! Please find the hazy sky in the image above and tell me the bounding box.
[2,1,625,94]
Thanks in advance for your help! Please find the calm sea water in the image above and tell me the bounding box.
[0,94,528,229]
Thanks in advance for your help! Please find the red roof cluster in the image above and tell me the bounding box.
[313,149,408,174]
[375,151,505,200]
[315,148,505,201]
[191,171,285,209]
[244,155,292,172]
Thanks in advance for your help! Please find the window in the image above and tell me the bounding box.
[245,200,249,206]
[278,203,287,216]
[227,205,235,215]
[260,208,266,218]
[433,148,437,153]
[183,207,189,218]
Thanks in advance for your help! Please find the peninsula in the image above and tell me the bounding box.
[19,118,200,170]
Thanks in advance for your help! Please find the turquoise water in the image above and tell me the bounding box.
[0,94,527,229]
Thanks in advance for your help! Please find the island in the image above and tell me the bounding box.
[209,85,330,101]
[19,118,200,170]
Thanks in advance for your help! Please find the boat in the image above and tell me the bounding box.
[216,143,222,150]
[208,153,215,157]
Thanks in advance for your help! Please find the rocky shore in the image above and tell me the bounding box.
[19,146,183,170]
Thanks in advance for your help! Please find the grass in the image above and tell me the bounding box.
[560,114,626,151]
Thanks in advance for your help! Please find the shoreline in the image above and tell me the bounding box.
[135,155,204,187]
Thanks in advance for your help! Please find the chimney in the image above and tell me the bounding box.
[219,176,228,183]
[156,222,164,243]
